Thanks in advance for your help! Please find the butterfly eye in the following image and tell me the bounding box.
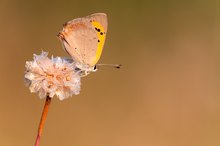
[93,65,98,72]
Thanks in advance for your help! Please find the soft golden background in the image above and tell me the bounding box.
[1,0,220,146]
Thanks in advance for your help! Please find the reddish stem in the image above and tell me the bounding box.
[35,96,52,146]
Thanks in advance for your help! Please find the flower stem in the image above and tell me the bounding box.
[35,96,52,146]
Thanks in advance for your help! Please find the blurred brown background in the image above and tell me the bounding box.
[1,0,220,146]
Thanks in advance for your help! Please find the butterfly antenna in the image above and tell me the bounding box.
[96,64,122,69]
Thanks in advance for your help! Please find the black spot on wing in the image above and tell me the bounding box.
[95,27,101,32]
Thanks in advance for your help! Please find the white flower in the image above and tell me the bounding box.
[24,51,81,100]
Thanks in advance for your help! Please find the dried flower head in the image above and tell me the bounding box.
[24,51,81,100]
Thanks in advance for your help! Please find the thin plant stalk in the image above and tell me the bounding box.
[35,96,52,146]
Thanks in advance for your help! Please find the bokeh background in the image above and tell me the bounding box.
[1,0,220,146]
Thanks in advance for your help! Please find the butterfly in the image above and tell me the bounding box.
[57,13,120,76]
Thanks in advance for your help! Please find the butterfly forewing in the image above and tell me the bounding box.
[58,13,108,66]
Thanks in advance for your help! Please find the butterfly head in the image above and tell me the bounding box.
[75,62,98,77]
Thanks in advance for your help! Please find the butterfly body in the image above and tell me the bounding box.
[58,13,108,76]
